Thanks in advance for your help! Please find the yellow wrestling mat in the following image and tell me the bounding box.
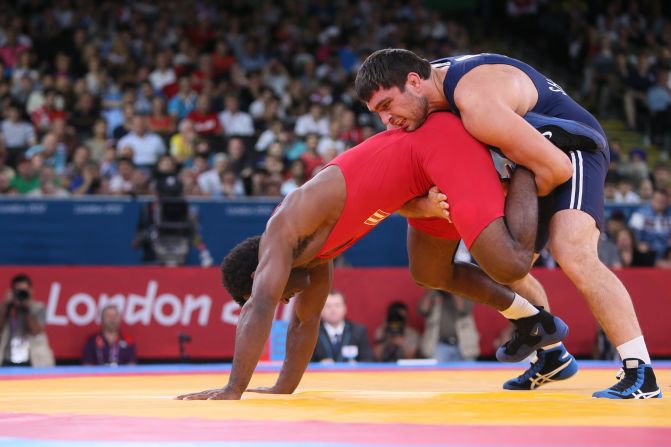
[0,362,669,447]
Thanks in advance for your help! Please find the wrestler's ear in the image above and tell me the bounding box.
[406,72,422,88]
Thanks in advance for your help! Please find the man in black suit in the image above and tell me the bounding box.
[312,290,374,363]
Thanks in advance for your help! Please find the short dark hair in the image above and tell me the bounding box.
[11,274,32,288]
[355,48,432,102]
[221,235,262,307]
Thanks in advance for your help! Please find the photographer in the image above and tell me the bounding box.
[373,301,420,362]
[0,274,55,367]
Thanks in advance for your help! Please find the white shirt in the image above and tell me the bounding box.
[1,120,35,148]
[218,110,255,136]
[294,114,329,137]
[316,136,346,156]
[323,322,345,345]
[117,132,166,166]
[197,169,222,196]
[109,175,134,193]
[149,68,176,92]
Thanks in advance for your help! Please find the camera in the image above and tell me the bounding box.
[13,289,29,302]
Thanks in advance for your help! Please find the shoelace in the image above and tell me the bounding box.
[608,367,638,392]
[515,353,545,381]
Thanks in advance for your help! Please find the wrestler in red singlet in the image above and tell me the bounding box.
[316,112,505,259]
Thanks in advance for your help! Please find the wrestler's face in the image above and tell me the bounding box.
[367,86,429,131]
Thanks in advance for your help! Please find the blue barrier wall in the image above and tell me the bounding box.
[0,197,410,266]
[0,197,639,266]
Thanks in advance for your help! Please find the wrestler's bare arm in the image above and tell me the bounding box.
[178,171,345,400]
[249,261,334,395]
[454,68,573,196]
[467,167,538,284]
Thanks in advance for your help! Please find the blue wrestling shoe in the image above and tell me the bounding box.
[592,359,662,399]
[496,307,569,363]
[503,344,578,390]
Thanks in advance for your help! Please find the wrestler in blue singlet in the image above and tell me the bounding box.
[433,53,610,237]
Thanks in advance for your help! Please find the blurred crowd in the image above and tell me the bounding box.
[0,0,474,199]
[0,0,669,266]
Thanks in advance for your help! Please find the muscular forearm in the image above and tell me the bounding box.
[226,299,277,396]
[534,157,571,197]
[272,316,321,393]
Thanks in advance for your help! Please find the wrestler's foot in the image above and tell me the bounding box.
[503,344,578,390]
[592,359,662,399]
[496,307,569,363]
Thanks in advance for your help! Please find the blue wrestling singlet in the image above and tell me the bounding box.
[432,53,610,236]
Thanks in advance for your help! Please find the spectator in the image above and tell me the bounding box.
[639,178,655,202]
[615,227,656,267]
[299,133,324,178]
[0,144,15,181]
[169,119,197,165]
[187,94,222,137]
[27,165,69,197]
[227,137,252,177]
[25,132,67,175]
[374,301,420,362]
[211,39,236,77]
[10,156,40,194]
[618,148,649,185]
[312,291,374,363]
[84,119,112,163]
[197,153,229,196]
[149,52,177,93]
[82,305,136,366]
[629,189,671,259]
[30,88,66,134]
[167,77,197,120]
[294,102,329,137]
[652,163,670,190]
[1,104,36,157]
[255,119,284,152]
[134,81,155,116]
[317,121,346,157]
[64,145,91,186]
[647,70,671,152]
[614,176,640,204]
[218,94,254,137]
[69,91,100,138]
[418,290,480,362]
[0,274,55,367]
[220,169,246,197]
[117,116,166,169]
[147,97,176,139]
[281,159,307,196]
[0,29,30,69]
[108,157,137,196]
[623,52,654,131]
[70,161,102,196]
[599,211,626,268]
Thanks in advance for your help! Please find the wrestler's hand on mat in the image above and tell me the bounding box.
[246,385,292,394]
[175,386,242,400]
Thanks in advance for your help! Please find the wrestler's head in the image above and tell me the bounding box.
[355,48,430,131]
[221,235,310,307]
